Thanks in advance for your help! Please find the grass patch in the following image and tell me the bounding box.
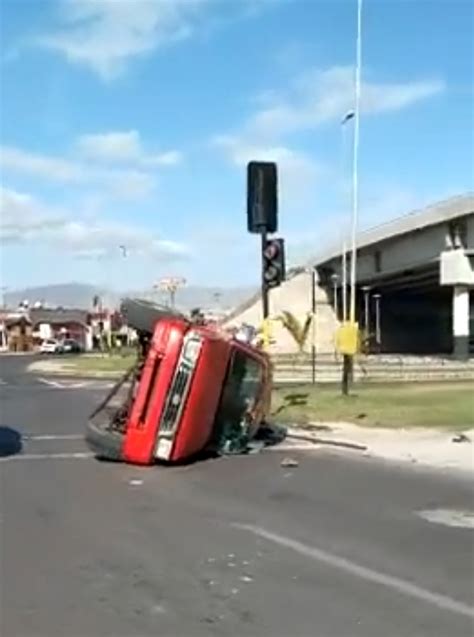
[54,355,473,429]
[272,382,474,430]
[61,353,136,375]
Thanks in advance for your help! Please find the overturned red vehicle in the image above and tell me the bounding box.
[85,299,272,465]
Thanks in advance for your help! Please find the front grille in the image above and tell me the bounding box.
[159,362,192,433]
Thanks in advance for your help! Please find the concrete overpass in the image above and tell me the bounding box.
[226,194,474,358]
[314,194,474,357]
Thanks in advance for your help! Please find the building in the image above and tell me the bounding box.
[4,312,34,352]
[30,308,93,350]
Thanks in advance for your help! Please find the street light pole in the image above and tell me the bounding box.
[349,0,363,324]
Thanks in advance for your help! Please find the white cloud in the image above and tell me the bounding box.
[34,0,271,79]
[76,130,142,162]
[0,145,156,200]
[144,150,183,167]
[106,170,156,200]
[212,134,328,226]
[212,65,444,205]
[245,65,446,139]
[76,130,183,166]
[36,0,204,79]
[0,146,85,182]
[214,134,323,198]
[0,188,67,243]
[0,186,188,261]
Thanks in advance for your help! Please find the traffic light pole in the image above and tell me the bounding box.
[260,229,269,320]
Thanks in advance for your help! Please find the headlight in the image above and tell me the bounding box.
[183,336,202,365]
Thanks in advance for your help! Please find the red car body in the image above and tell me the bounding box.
[86,317,272,465]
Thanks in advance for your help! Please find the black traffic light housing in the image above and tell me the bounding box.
[263,238,285,290]
[247,161,278,234]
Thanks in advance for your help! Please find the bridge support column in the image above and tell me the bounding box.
[452,285,469,359]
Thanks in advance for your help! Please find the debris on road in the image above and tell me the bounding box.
[280,457,299,468]
[452,433,470,443]
[287,429,367,451]
[239,575,254,583]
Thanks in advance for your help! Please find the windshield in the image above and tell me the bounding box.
[212,349,263,451]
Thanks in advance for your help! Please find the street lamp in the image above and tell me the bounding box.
[349,0,363,324]
[337,0,363,396]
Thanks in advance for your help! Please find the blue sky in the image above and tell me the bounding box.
[1,0,473,292]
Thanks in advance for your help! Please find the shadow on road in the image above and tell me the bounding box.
[0,426,23,457]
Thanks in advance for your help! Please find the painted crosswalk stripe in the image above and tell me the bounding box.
[22,434,83,441]
[0,452,94,463]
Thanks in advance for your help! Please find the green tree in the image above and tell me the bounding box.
[277,311,313,353]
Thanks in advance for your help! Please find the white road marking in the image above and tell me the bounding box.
[0,452,94,463]
[37,377,72,389]
[22,434,83,441]
[233,523,474,619]
[417,508,474,529]
[36,377,112,390]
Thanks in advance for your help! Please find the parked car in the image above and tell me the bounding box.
[39,339,64,354]
[62,339,83,354]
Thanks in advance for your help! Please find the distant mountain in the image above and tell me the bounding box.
[4,282,255,313]
[4,283,108,310]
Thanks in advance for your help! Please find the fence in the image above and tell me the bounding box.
[271,353,474,384]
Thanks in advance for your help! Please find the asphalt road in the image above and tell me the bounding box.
[1,355,473,637]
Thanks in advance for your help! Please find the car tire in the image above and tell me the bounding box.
[120,297,187,335]
[85,420,124,461]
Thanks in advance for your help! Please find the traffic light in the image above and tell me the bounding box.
[263,238,285,289]
[247,161,278,234]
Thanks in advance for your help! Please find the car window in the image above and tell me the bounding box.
[212,350,263,449]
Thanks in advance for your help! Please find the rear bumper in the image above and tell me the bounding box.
[85,420,124,461]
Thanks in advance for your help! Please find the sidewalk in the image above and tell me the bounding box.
[287,422,474,475]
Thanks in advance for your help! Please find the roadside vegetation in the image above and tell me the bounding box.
[58,351,136,376]
[272,382,474,430]
[35,353,473,429]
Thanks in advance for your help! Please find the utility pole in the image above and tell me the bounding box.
[340,0,363,395]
